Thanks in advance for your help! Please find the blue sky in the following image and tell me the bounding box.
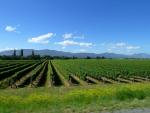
[0,0,150,54]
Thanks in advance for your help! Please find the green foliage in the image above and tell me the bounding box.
[0,83,150,113]
[115,88,146,101]
[52,59,150,80]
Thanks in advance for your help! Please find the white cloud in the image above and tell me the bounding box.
[79,42,92,47]
[101,42,141,54]
[126,46,140,50]
[62,46,66,49]
[56,40,77,46]
[62,33,84,39]
[62,33,73,39]
[5,26,16,32]
[28,32,55,44]
[73,35,84,39]
[55,40,93,47]
[116,42,126,47]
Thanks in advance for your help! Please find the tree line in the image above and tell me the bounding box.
[0,49,40,60]
[0,49,106,60]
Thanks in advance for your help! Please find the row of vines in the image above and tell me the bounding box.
[0,59,150,88]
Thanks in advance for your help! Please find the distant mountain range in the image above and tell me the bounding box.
[0,49,150,58]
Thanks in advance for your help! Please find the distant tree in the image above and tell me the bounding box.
[13,49,16,57]
[20,49,24,57]
[32,50,35,57]
[42,55,53,60]
[34,55,41,60]
[86,56,91,59]
[96,56,101,59]
[72,56,78,59]
[101,56,105,59]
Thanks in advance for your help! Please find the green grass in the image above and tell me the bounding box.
[0,83,150,113]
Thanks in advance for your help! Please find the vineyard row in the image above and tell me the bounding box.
[0,60,149,89]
